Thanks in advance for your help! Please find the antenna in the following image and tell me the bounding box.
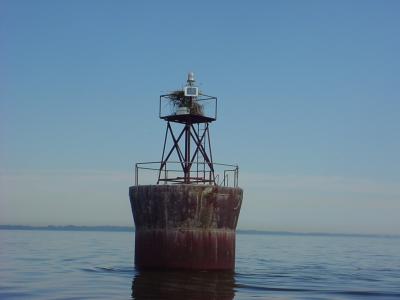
[187,72,195,85]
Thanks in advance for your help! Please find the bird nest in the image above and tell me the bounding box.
[168,90,204,116]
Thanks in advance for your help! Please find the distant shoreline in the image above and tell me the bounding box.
[0,225,398,239]
[0,225,133,232]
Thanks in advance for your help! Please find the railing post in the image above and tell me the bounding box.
[135,163,138,186]
[236,166,239,187]
[223,170,227,187]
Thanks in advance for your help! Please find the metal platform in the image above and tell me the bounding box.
[161,114,215,124]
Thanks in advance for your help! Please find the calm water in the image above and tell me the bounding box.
[1,230,399,299]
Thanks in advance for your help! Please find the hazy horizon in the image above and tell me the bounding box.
[2,224,400,238]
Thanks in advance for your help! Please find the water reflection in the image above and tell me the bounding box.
[131,270,235,300]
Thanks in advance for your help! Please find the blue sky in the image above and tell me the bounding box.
[1,1,399,234]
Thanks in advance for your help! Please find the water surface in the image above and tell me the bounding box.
[1,230,399,299]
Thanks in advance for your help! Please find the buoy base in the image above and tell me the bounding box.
[129,185,243,271]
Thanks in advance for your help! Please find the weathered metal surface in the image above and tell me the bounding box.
[129,185,243,270]
[132,270,235,299]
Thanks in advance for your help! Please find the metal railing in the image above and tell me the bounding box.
[134,161,239,187]
[159,94,217,121]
